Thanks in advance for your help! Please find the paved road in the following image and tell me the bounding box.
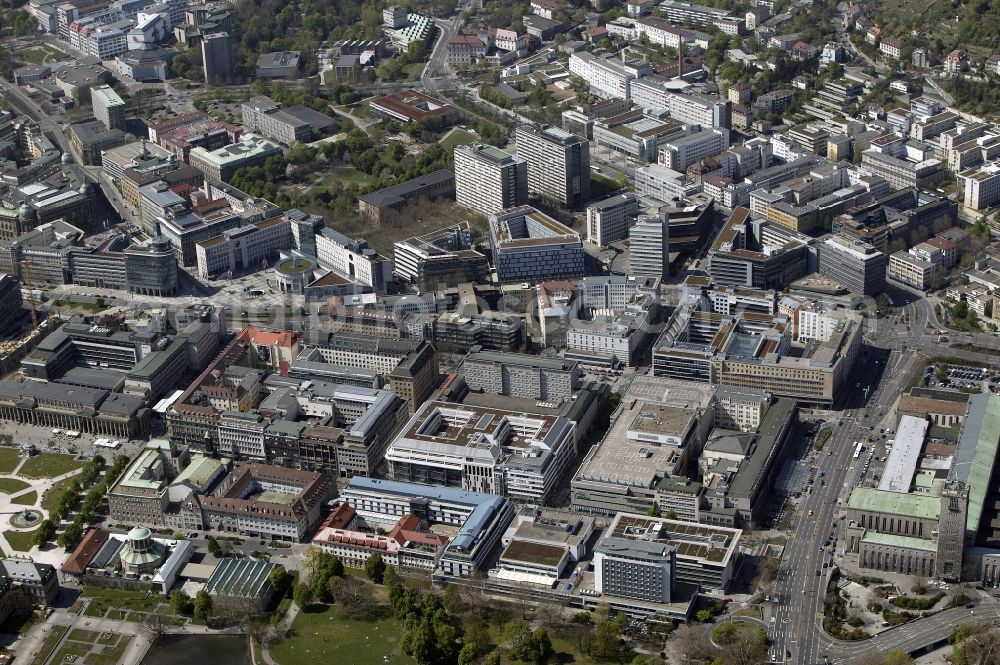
[0,78,69,154]
[421,3,464,95]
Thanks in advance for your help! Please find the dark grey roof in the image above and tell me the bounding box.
[358,169,454,208]
[55,366,126,391]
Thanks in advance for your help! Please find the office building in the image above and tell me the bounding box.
[385,401,577,502]
[392,222,487,290]
[586,193,639,246]
[91,84,125,131]
[195,216,291,278]
[240,96,311,145]
[515,125,590,208]
[596,513,741,594]
[488,206,584,283]
[592,109,686,162]
[630,212,670,279]
[634,164,698,202]
[123,235,179,296]
[454,143,528,217]
[67,120,127,165]
[568,52,647,99]
[461,348,580,401]
[662,201,714,253]
[369,90,458,125]
[817,234,888,296]
[201,31,231,84]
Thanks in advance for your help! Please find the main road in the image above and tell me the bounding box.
[769,290,998,665]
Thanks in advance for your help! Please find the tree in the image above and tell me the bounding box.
[33,519,57,547]
[365,553,386,584]
[169,590,193,616]
[533,628,553,662]
[591,603,628,660]
[193,590,212,623]
[293,582,313,608]
[504,620,538,661]
[58,522,83,549]
[268,565,291,596]
[328,576,375,616]
[206,536,222,556]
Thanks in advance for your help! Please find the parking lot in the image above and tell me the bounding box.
[922,362,996,392]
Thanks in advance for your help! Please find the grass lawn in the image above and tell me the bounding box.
[12,491,37,505]
[269,604,416,665]
[30,627,67,665]
[0,477,30,493]
[318,166,378,189]
[17,44,66,65]
[41,475,77,511]
[18,453,83,478]
[438,128,476,151]
[82,586,161,618]
[4,528,37,552]
[590,172,622,198]
[0,446,20,473]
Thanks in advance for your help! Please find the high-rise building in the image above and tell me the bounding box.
[817,235,888,297]
[629,211,669,279]
[201,32,231,85]
[514,125,590,208]
[91,84,125,131]
[586,193,639,246]
[454,143,528,217]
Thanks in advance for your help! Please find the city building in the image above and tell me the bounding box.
[888,250,935,290]
[255,50,300,78]
[68,120,126,165]
[61,527,192,594]
[586,193,639,246]
[817,234,888,296]
[91,84,126,131]
[369,90,458,125]
[315,227,392,292]
[461,348,580,401]
[592,108,686,162]
[201,31,231,84]
[658,128,730,172]
[454,143,528,217]
[629,212,670,279]
[489,206,584,283]
[338,476,515,577]
[958,162,1000,212]
[514,125,590,208]
[195,216,291,278]
[188,134,281,181]
[392,222,487,290]
[706,208,812,290]
[358,170,455,224]
[385,401,577,502]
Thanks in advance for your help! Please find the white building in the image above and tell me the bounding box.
[568,52,646,99]
[658,128,730,171]
[314,227,392,291]
[586,193,639,246]
[959,162,1000,211]
[454,142,528,217]
[630,212,670,279]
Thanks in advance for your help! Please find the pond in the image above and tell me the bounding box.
[141,635,251,665]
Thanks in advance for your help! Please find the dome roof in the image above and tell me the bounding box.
[77,183,92,195]
[128,526,151,541]
[18,202,35,218]
[61,152,74,165]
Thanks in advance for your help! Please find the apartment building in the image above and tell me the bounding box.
[629,212,670,279]
[658,128,730,171]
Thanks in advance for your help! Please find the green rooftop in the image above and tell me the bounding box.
[173,455,225,490]
[960,393,1000,537]
[847,487,941,520]
[860,530,938,552]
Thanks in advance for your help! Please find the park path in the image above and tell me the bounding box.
[259,600,302,665]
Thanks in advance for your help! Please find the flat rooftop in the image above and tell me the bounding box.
[606,513,740,566]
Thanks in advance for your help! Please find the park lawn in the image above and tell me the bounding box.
[19,453,83,478]
[17,45,65,65]
[438,128,476,151]
[4,528,37,552]
[11,491,37,506]
[269,604,416,665]
[319,166,378,189]
[82,586,161,617]
[0,446,20,473]
[0,477,30,493]
[41,475,77,511]
[403,63,425,80]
